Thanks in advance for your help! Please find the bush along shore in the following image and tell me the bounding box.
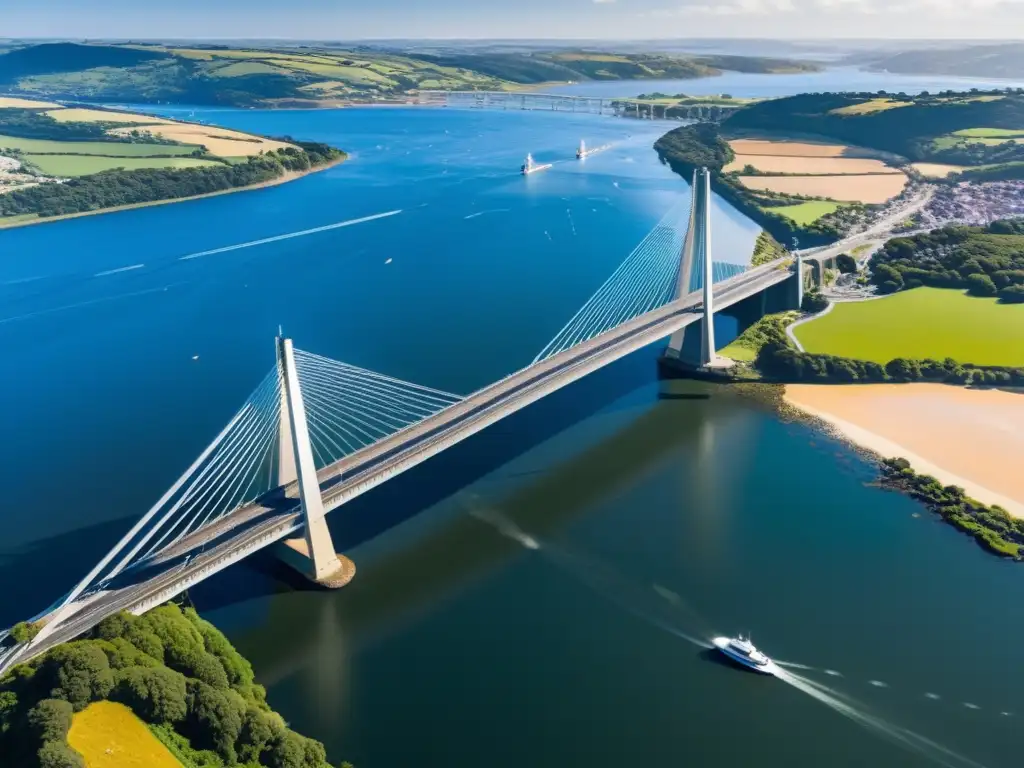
[879,458,1024,559]
[0,601,350,768]
[0,140,345,222]
[723,315,1024,560]
[738,309,1024,385]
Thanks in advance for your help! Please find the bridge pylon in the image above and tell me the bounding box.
[275,336,355,588]
[665,167,723,369]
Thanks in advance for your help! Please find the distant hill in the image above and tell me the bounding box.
[0,42,169,81]
[0,41,820,107]
[723,90,1024,164]
[865,43,1024,79]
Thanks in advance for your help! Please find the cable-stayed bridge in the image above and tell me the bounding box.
[0,169,801,673]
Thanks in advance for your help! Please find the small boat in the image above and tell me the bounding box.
[713,635,777,675]
[521,153,552,175]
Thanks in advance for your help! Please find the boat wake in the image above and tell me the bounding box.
[777,670,991,768]
[178,209,403,261]
[466,504,712,649]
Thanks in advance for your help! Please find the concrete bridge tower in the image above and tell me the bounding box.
[275,336,355,588]
[666,167,720,368]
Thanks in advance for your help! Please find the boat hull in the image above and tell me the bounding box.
[712,637,777,675]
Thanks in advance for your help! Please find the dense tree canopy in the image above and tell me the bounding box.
[0,144,344,221]
[869,219,1024,301]
[0,603,345,768]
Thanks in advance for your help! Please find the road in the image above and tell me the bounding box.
[3,260,795,672]
[801,185,935,266]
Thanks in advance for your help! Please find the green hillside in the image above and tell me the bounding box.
[0,42,820,108]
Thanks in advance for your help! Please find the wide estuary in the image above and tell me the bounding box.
[2,90,1023,767]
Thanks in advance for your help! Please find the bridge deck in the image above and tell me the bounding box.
[10,260,793,667]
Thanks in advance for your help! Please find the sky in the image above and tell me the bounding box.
[5,0,1024,40]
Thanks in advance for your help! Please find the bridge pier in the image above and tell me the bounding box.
[663,168,734,373]
[275,336,355,589]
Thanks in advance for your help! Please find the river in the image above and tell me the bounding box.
[1,70,1022,767]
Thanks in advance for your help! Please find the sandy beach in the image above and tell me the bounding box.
[784,383,1024,517]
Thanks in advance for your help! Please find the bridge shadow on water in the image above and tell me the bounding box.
[0,515,141,627]
[189,340,733,619]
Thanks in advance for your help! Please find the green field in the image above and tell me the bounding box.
[769,200,842,225]
[793,287,1024,366]
[24,154,222,176]
[0,134,200,156]
[954,127,1024,138]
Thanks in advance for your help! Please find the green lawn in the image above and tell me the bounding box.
[769,200,842,225]
[954,127,1024,138]
[793,287,1024,366]
[24,154,223,176]
[0,134,201,156]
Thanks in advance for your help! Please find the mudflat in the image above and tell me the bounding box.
[784,383,1024,517]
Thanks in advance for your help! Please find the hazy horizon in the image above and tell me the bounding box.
[6,0,1024,42]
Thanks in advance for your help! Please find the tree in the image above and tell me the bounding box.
[45,643,114,710]
[114,666,188,724]
[27,699,74,743]
[999,284,1024,302]
[801,290,829,313]
[238,706,277,764]
[10,621,41,644]
[836,253,857,273]
[186,680,244,764]
[94,612,132,642]
[37,740,85,768]
[267,730,308,768]
[966,272,997,296]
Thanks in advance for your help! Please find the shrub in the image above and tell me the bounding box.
[27,699,74,742]
[966,272,997,296]
[836,253,857,273]
[999,283,1024,302]
[801,290,829,313]
[37,740,85,768]
[10,621,41,644]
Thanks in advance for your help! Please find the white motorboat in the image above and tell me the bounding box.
[713,635,777,675]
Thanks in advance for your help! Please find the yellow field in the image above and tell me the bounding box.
[727,139,852,158]
[46,108,166,124]
[725,154,899,175]
[0,96,62,109]
[738,173,908,203]
[109,123,293,157]
[830,98,912,116]
[68,702,182,768]
[911,162,967,178]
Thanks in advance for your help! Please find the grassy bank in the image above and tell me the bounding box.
[0,153,345,230]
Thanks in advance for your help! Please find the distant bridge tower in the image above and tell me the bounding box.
[275,336,355,588]
[666,167,719,368]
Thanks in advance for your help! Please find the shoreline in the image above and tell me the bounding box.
[783,384,1024,517]
[0,154,346,231]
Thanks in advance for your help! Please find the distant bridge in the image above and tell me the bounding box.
[0,169,801,674]
[417,90,738,122]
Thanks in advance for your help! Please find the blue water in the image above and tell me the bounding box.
[4,100,1024,768]
[0,107,758,619]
